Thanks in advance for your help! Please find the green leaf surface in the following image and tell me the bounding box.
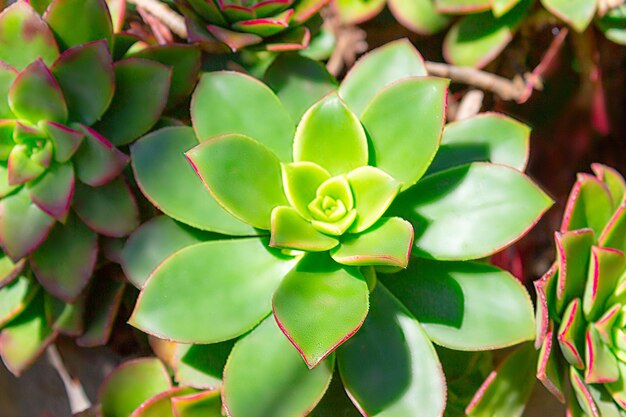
[338,283,446,417]
[309,370,362,417]
[130,239,298,343]
[8,58,67,124]
[191,71,294,162]
[0,253,25,288]
[30,213,97,302]
[294,93,368,175]
[73,178,139,238]
[0,275,38,327]
[597,5,626,45]
[562,174,614,237]
[76,277,125,347]
[592,163,625,209]
[51,40,115,126]
[223,316,334,417]
[336,0,386,25]
[585,325,618,384]
[492,0,523,16]
[332,217,413,268]
[466,343,538,417]
[388,0,450,35]
[435,0,491,13]
[94,58,171,146]
[541,0,596,32]
[443,0,532,68]
[0,2,59,70]
[555,229,594,314]
[347,166,400,232]
[44,0,113,49]
[361,77,447,190]
[44,292,85,336]
[281,162,331,220]
[99,358,172,417]
[583,246,625,321]
[0,292,56,376]
[27,162,74,222]
[171,391,223,417]
[391,163,552,260]
[175,341,233,390]
[73,125,129,187]
[130,45,201,109]
[0,187,55,261]
[273,253,368,367]
[130,386,196,417]
[187,133,287,230]
[557,298,585,368]
[131,127,253,235]
[382,258,535,350]
[270,206,339,251]
[428,113,530,175]
[122,216,212,289]
[0,65,17,119]
[264,53,338,121]
[41,121,84,163]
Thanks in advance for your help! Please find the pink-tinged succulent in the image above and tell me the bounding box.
[176,0,330,52]
[120,40,551,416]
[0,0,200,376]
[532,164,626,416]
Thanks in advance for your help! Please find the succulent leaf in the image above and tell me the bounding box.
[346,166,400,232]
[41,121,84,163]
[27,161,74,221]
[281,161,331,220]
[435,0,491,13]
[171,390,223,417]
[583,246,625,321]
[174,342,233,390]
[562,174,614,236]
[0,275,38,327]
[387,0,451,35]
[270,206,340,251]
[44,0,113,50]
[76,277,125,347]
[557,298,586,369]
[73,125,128,187]
[555,229,595,313]
[0,64,17,119]
[540,0,596,32]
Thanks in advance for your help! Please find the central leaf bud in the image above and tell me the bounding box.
[6,123,53,186]
[307,175,357,236]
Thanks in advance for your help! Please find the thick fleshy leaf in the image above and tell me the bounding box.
[583,246,625,321]
[309,371,362,417]
[585,325,618,384]
[130,386,196,417]
[73,178,139,237]
[0,275,38,327]
[492,0,523,16]
[187,133,287,230]
[7,144,46,185]
[264,53,338,121]
[339,39,427,116]
[592,163,626,208]
[361,77,448,190]
[0,2,59,70]
[0,64,17,118]
[536,329,565,402]
[8,59,67,124]
[597,5,626,45]
[534,263,557,348]
[557,298,585,369]
[541,0,596,32]
[130,239,298,343]
[391,163,553,260]
[466,343,537,417]
[270,206,339,251]
[0,188,55,261]
[99,358,172,417]
[388,0,451,35]
[428,113,530,174]
[294,93,367,175]
[175,341,233,390]
[122,216,212,288]
[281,161,331,220]
[570,368,600,417]
[44,292,85,336]
[171,391,223,417]
[205,24,263,52]
[0,291,56,376]
[382,258,535,350]
[51,40,115,125]
[94,58,171,146]
[233,11,293,37]
[435,0,491,13]
[73,125,129,187]
[191,71,294,161]
[555,229,594,313]
[130,45,201,108]
[0,254,25,288]
[76,277,125,347]
[41,121,84,162]
[561,173,614,236]
[601,204,626,253]
[273,253,368,367]
[443,0,532,68]
[44,0,113,49]
[30,213,97,302]
[27,162,74,221]
[331,217,413,268]
[336,0,385,24]
[606,360,626,410]
[338,283,446,417]
[131,127,252,235]
[223,316,334,417]
[291,0,329,23]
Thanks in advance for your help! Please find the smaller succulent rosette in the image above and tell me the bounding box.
[0,0,200,376]
[177,0,329,52]
[124,40,551,417]
[535,164,626,416]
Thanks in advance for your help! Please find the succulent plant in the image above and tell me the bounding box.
[120,39,552,416]
[0,0,200,376]
[533,164,626,416]
[175,0,330,52]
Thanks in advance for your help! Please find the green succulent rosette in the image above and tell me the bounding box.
[123,40,552,416]
[533,164,626,417]
[176,0,329,52]
[0,0,201,376]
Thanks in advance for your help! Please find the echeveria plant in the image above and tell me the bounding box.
[0,0,200,376]
[122,39,552,416]
[534,164,626,416]
[176,0,330,52]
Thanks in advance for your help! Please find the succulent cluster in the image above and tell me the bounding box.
[0,0,200,376]
[535,164,626,416]
[176,0,330,52]
[119,40,551,416]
